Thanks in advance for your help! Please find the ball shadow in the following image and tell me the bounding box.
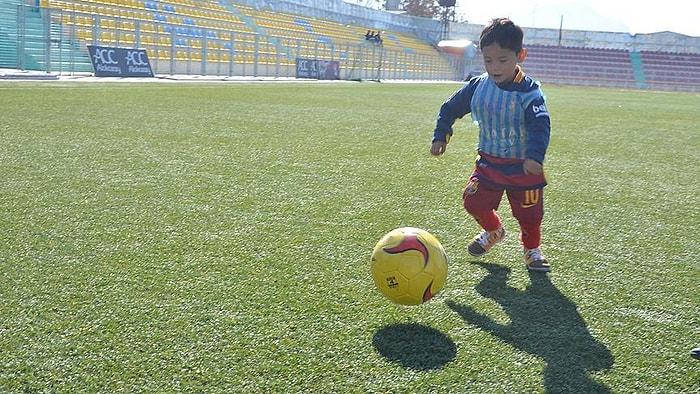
[372,323,456,371]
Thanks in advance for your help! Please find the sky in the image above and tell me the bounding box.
[346,0,700,37]
[454,0,700,37]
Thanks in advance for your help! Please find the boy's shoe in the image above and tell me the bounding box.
[524,248,551,272]
[691,347,700,361]
[467,227,506,257]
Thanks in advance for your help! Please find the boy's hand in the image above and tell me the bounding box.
[523,159,543,175]
[430,141,447,156]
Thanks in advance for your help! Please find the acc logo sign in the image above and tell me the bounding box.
[126,50,149,66]
[87,45,153,77]
[92,48,118,65]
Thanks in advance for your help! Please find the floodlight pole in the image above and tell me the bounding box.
[439,5,455,41]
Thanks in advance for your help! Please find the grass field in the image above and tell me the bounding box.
[0,81,698,393]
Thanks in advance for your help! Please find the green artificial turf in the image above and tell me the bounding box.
[0,81,698,392]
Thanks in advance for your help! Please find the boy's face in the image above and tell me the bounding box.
[481,42,524,85]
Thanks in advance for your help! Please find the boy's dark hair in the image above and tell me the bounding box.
[479,18,523,53]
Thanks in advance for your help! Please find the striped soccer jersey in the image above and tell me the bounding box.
[433,65,550,164]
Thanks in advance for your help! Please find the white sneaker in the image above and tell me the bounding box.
[467,227,506,257]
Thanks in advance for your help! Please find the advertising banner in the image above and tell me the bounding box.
[295,58,340,80]
[87,45,154,77]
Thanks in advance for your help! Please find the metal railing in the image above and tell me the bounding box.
[1,4,463,80]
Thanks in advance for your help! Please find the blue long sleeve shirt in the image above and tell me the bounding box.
[433,67,551,164]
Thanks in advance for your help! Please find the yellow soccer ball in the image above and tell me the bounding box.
[370,227,448,306]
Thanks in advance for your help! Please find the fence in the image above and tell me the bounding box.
[0,4,462,80]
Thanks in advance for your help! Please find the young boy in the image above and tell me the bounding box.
[430,18,552,272]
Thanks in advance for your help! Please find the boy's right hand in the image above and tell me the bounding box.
[430,141,447,156]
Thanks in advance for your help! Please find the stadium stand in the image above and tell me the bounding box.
[639,50,700,92]
[519,44,700,92]
[1,0,699,89]
[522,44,637,89]
[37,0,455,78]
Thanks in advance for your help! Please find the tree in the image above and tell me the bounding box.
[401,0,440,18]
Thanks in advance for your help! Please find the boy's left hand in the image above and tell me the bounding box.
[523,159,543,175]
[430,141,447,156]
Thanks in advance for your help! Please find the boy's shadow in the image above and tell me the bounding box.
[447,262,614,393]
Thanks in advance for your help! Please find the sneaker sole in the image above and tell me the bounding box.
[525,264,551,273]
[467,245,487,257]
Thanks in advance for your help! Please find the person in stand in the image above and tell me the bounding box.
[430,18,552,272]
[374,31,383,45]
